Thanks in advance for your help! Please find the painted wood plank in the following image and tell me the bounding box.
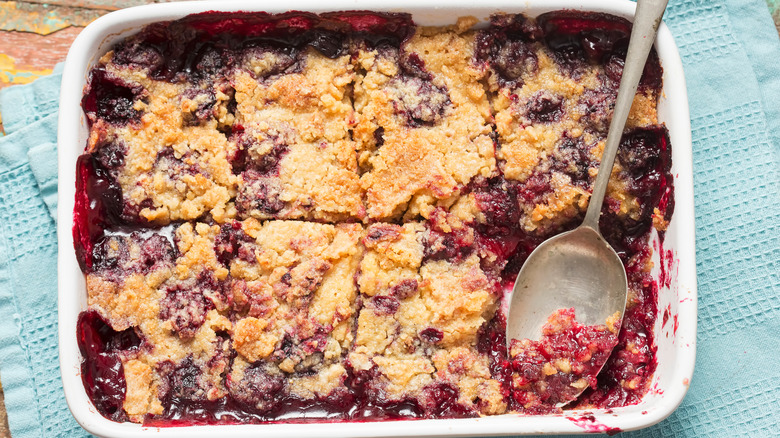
[0,380,7,438]
[0,1,104,34]
[0,27,81,85]
[22,0,170,11]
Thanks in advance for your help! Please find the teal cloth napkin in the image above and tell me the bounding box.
[0,0,778,436]
[0,64,92,437]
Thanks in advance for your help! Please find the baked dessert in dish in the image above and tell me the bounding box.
[74,10,674,425]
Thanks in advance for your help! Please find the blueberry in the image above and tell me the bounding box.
[228,363,286,412]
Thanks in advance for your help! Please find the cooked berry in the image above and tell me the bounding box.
[182,88,217,125]
[82,68,146,126]
[94,140,127,171]
[310,29,347,58]
[372,295,400,315]
[523,91,564,124]
[155,147,202,177]
[91,233,175,282]
[243,135,289,175]
[240,44,300,79]
[364,223,401,243]
[422,224,474,263]
[188,42,234,81]
[214,221,255,266]
[552,136,595,186]
[157,357,208,406]
[389,279,418,300]
[235,173,286,215]
[419,383,475,418]
[538,11,629,64]
[471,177,521,232]
[390,76,451,127]
[112,38,165,73]
[618,128,663,177]
[475,14,540,86]
[229,363,286,412]
[419,328,443,344]
[159,282,215,340]
[578,86,617,133]
[496,41,538,82]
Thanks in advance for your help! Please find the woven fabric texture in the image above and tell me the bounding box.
[0,1,778,436]
[0,66,90,437]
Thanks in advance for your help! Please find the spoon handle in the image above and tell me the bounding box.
[582,0,669,230]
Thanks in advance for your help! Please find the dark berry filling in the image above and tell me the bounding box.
[523,91,564,124]
[230,130,290,176]
[77,311,143,421]
[159,281,217,340]
[75,9,674,426]
[91,233,176,283]
[82,68,146,127]
[389,279,419,300]
[422,219,475,263]
[508,308,619,414]
[475,14,541,87]
[155,147,204,178]
[110,11,413,85]
[419,328,444,344]
[235,174,286,216]
[181,88,217,125]
[228,363,287,413]
[386,50,452,127]
[536,11,662,89]
[73,154,126,271]
[214,221,256,267]
[372,295,400,315]
[603,126,673,259]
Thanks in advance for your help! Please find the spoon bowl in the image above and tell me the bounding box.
[506,225,627,343]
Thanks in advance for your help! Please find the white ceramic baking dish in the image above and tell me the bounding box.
[57,1,696,436]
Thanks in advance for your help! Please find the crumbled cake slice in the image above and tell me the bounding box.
[474,13,660,234]
[354,20,497,221]
[84,54,238,225]
[231,47,365,222]
[349,220,506,415]
[86,224,233,421]
[221,219,364,407]
[85,220,364,420]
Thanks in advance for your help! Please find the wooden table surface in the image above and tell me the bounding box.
[0,0,778,436]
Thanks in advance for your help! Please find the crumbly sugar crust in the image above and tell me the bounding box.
[354,20,497,220]
[77,11,673,424]
[232,48,365,222]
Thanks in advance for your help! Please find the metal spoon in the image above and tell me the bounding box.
[505,0,669,394]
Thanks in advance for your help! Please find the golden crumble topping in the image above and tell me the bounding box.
[355,28,497,220]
